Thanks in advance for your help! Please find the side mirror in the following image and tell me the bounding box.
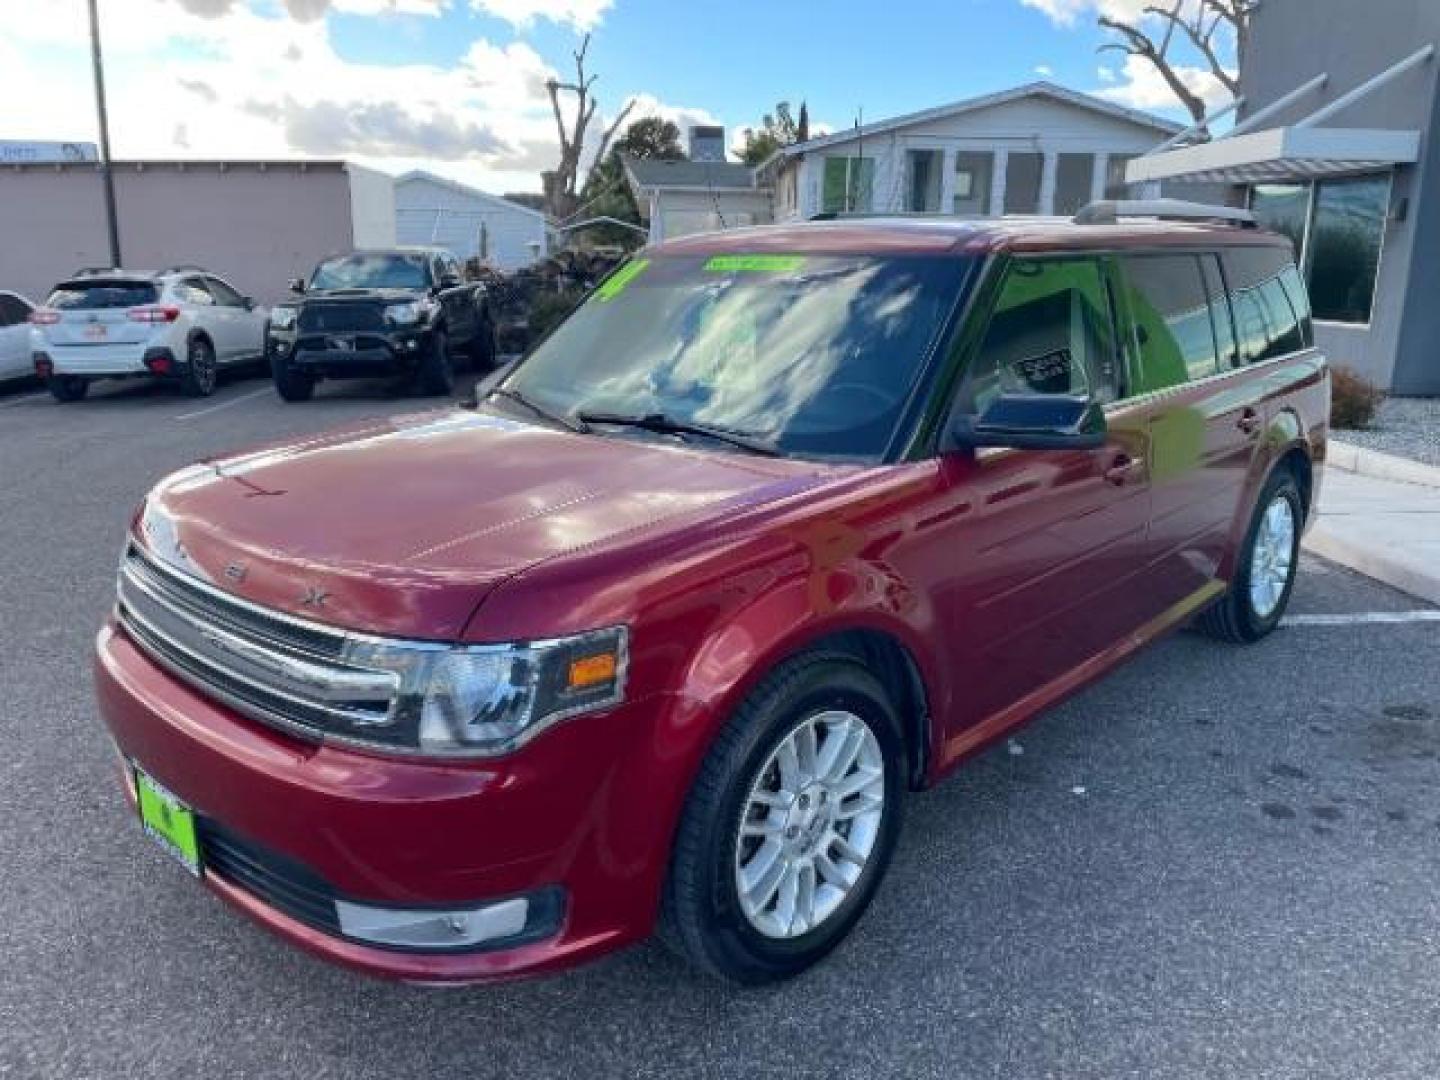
[241,296,256,311]
[951,394,1108,451]
[437,273,461,289]
[288,277,306,294]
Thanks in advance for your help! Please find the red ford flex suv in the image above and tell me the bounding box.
[97,201,1328,985]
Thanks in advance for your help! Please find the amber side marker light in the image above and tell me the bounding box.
[568,652,619,691]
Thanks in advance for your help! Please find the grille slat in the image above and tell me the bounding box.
[116,545,398,743]
[297,303,386,334]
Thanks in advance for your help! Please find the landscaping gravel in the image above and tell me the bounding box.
[1338,396,1440,466]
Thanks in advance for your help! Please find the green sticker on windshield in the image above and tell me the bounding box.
[704,255,806,274]
[595,258,650,302]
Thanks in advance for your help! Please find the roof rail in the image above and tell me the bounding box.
[158,263,209,275]
[1074,199,1256,228]
[71,266,125,277]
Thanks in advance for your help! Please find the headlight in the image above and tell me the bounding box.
[385,298,437,326]
[269,306,297,330]
[338,626,629,757]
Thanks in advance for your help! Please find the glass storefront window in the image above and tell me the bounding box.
[1248,173,1390,325]
[1305,175,1390,324]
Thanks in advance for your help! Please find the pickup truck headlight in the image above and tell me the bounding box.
[269,306,297,330]
[384,298,438,326]
[341,626,629,756]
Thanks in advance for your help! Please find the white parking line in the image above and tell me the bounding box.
[0,391,47,408]
[173,386,272,421]
[1283,611,1440,627]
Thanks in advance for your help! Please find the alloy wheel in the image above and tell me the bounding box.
[734,710,886,940]
[1249,494,1296,619]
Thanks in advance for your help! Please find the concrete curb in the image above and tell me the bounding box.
[1303,522,1440,606]
[1328,439,1440,489]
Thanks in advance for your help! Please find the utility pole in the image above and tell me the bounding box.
[87,0,121,268]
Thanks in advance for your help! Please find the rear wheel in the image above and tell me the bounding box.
[415,327,454,396]
[180,337,218,397]
[47,376,89,402]
[659,654,904,984]
[271,351,315,402]
[1197,468,1303,643]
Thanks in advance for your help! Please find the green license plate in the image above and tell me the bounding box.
[134,765,202,877]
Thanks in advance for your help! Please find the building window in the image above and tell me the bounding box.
[1054,153,1095,217]
[1004,152,1043,214]
[906,149,943,212]
[952,151,993,215]
[1249,173,1389,325]
[822,156,874,213]
[1104,154,1138,199]
[1305,175,1389,324]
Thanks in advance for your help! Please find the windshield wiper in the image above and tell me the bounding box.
[486,387,590,434]
[577,410,781,457]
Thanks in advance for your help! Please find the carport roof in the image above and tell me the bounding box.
[1126,126,1422,185]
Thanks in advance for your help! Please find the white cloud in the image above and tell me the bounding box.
[1097,65,1117,83]
[0,0,708,193]
[1034,64,1054,77]
[1095,52,1235,113]
[1019,0,1148,27]
[469,0,611,30]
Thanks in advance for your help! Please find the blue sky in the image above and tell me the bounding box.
[0,0,1232,192]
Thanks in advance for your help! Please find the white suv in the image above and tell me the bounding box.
[30,267,269,401]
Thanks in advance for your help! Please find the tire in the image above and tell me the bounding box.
[271,351,315,402]
[180,336,218,397]
[48,376,89,402]
[1196,467,1304,643]
[659,653,905,985]
[469,315,498,370]
[415,327,455,396]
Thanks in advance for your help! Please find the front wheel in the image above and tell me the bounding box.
[271,351,315,402]
[1197,468,1303,642]
[659,655,904,984]
[415,327,454,396]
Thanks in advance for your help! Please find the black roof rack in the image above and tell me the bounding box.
[157,263,209,275]
[1073,199,1257,228]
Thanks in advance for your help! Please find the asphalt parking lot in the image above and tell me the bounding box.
[2,370,1439,1080]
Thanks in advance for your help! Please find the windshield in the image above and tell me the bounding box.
[310,254,430,291]
[501,253,969,460]
[47,281,157,310]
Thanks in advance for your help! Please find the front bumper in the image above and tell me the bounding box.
[268,326,433,379]
[95,620,661,983]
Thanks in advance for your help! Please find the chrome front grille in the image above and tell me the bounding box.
[115,546,399,742]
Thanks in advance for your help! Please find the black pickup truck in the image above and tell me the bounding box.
[266,247,497,401]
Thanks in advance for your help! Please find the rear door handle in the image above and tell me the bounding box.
[1237,408,1262,435]
[1104,454,1142,486]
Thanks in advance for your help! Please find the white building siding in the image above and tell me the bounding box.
[780,92,1173,221]
[394,174,549,271]
[649,189,774,242]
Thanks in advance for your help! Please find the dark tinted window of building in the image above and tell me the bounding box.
[1305,175,1389,324]
[1249,183,1308,259]
[1004,153,1044,215]
[1120,255,1219,392]
[1224,247,1306,364]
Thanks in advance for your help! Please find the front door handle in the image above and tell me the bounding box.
[1237,408,1262,436]
[1104,454,1142,486]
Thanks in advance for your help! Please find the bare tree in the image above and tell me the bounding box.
[1100,0,1249,128]
[543,33,635,220]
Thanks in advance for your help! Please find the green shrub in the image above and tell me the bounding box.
[1330,366,1385,430]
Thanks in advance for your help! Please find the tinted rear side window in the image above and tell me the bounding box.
[46,281,158,310]
[1224,247,1307,364]
[1120,254,1219,392]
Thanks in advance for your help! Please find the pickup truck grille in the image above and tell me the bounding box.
[115,545,399,743]
[297,303,387,333]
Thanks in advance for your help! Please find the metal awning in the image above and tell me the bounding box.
[1127,126,1421,185]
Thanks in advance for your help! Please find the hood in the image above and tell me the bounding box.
[300,287,424,303]
[138,408,834,640]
